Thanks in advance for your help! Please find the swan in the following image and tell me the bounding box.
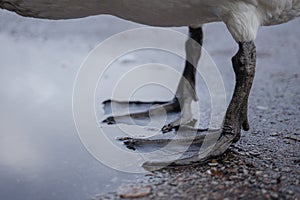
[1,0,300,166]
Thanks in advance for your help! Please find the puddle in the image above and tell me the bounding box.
[0,10,221,200]
[0,11,146,200]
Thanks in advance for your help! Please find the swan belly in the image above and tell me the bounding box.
[1,0,299,27]
[108,0,220,27]
[0,0,221,26]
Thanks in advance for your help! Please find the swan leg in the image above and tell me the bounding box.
[222,41,256,142]
[102,27,203,130]
[120,41,256,169]
[162,26,203,132]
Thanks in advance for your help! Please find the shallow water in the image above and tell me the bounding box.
[0,9,212,200]
[0,11,150,200]
[0,8,217,199]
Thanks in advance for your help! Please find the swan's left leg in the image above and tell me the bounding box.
[162,26,203,132]
[102,27,203,131]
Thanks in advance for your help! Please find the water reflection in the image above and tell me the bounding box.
[0,10,143,200]
[0,9,213,200]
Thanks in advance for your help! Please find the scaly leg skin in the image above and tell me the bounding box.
[102,27,203,130]
[204,41,256,162]
[121,41,256,170]
[162,26,203,132]
[222,41,256,143]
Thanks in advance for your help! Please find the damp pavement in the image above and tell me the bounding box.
[95,18,300,200]
[97,44,300,196]
[0,9,299,200]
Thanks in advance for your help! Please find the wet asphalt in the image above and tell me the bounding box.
[96,19,300,200]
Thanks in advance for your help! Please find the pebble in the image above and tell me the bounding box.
[211,181,219,185]
[229,175,240,180]
[157,191,165,197]
[270,133,279,137]
[270,180,278,184]
[282,167,292,172]
[287,190,294,195]
[249,150,260,156]
[270,192,279,198]
[256,171,263,176]
[257,106,269,110]
[284,140,291,144]
[208,162,218,167]
[118,185,152,198]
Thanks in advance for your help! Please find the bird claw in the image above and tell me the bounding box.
[161,123,179,133]
[102,116,116,124]
[161,118,198,133]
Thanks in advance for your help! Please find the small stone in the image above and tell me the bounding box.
[270,133,279,137]
[256,171,263,176]
[168,182,177,186]
[227,168,238,173]
[208,162,218,167]
[284,140,291,144]
[210,168,224,177]
[257,106,269,110]
[287,190,294,195]
[281,176,287,180]
[282,167,292,172]
[118,185,152,198]
[206,169,212,175]
[249,179,256,183]
[229,175,239,180]
[261,189,267,194]
[211,181,219,185]
[157,192,165,197]
[270,180,277,184]
[270,192,279,199]
[249,150,260,156]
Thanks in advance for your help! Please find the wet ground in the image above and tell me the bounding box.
[0,9,299,200]
[95,18,300,199]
